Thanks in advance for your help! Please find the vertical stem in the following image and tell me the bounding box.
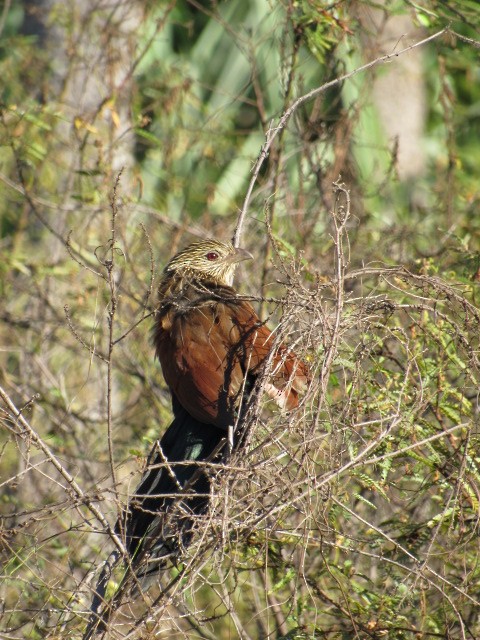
[105,169,123,494]
[319,180,349,396]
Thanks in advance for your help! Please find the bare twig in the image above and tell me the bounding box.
[105,169,124,497]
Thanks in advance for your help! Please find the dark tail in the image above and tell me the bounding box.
[120,395,227,578]
[83,399,227,638]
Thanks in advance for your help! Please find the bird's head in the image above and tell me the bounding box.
[163,239,253,286]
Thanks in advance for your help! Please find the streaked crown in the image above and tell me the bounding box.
[163,239,252,286]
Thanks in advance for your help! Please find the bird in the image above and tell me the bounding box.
[84,239,308,637]
[122,239,309,575]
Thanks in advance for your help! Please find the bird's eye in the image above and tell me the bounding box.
[206,251,219,261]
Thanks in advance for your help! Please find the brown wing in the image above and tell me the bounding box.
[155,299,245,428]
[230,300,309,410]
[155,297,308,429]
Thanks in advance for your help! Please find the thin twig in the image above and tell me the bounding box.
[105,169,124,498]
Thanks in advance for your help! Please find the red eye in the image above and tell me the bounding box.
[206,252,219,261]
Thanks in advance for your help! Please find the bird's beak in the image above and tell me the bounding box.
[227,247,253,264]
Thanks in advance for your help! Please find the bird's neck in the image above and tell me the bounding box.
[158,272,234,304]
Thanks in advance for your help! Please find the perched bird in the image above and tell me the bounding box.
[84,239,308,638]
[122,239,308,578]
[122,240,308,571]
